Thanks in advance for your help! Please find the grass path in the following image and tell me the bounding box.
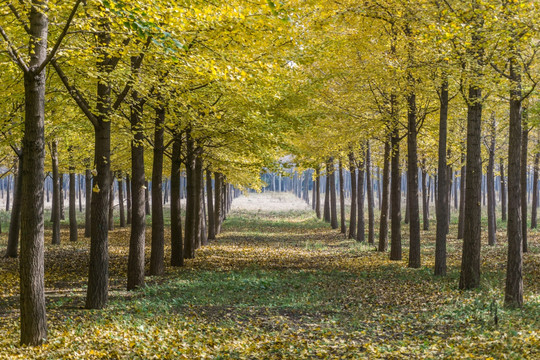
[0,192,539,359]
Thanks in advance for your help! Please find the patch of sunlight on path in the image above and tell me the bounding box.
[231,192,311,212]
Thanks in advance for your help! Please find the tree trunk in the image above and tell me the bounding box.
[69,170,77,242]
[339,160,346,234]
[79,174,83,212]
[51,141,61,245]
[84,169,92,237]
[366,143,375,244]
[422,167,429,231]
[531,153,538,229]
[458,163,466,239]
[500,159,507,222]
[348,154,357,239]
[315,167,321,219]
[521,117,528,253]
[126,174,132,225]
[197,156,206,247]
[108,175,114,231]
[60,173,65,220]
[127,75,146,290]
[170,135,183,267]
[505,56,523,308]
[184,130,197,259]
[6,175,10,211]
[206,170,216,240]
[390,120,402,261]
[379,139,391,252]
[19,1,48,343]
[145,180,150,216]
[214,172,223,235]
[357,156,365,242]
[459,84,483,290]
[5,156,23,258]
[407,88,421,268]
[118,176,125,228]
[329,158,338,229]
[323,169,330,222]
[487,116,497,246]
[150,105,165,276]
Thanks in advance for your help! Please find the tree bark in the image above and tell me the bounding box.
[108,175,114,231]
[407,87,421,268]
[390,119,402,261]
[127,72,146,290]
[315,167,321,219]
[339,160,346,234]
[357,156,365,242]
[150,105,165,276]
[69,169,77,242]
[329,158,338,229]
[118,176,125,228]
[323,168,330,222]
[422,167,429,231]
[379,139,391,252]
[487,116,497,246]
[505,55,523,308]
[145,180,150,216]
[51,141,61,245]
[214,172,223,235]
[531,153,538,229]
[348,153,357,239]
[458,163,466,239]
[206,170,216,240]
[500,159,507,222]
[19,0,48,344]
[184,130,197,259]
[521,116,528,253]
[459,84,483,290]
[366,144,375,244]
[126,174,132,225]
[170,135,183,267]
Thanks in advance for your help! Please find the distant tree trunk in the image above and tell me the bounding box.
[51,141,61,245]
[6,175,10,211]
[214,173,223,235]
[521,117,528,253]
[108,175,115,231]
[531,153,539,229]
[145,180,150,216]
[487,116,497,246]
[505,54,523,308]
[329,158,338,229]
[323,168,330,222]
[197,157,206,248]
[357,156,365,243]
[422,167,429,231]
[379,139,391,252]
[69,169,77,242]
[339,160,346,234]
[407,87,421,268]
[118,176,125,228]
[5,155,23,258]
[458,163,466,239]
[315,167,321,219]
[500,159,507,222]
[207,170,216,240]
[170,135,183,267]
[150,105,165,276]
[459,83,483,290]
[390,119,402,261]
[404,174,409,225]
[127,76,146,291]
[126,174,132,225]
[184,130,197,259]
[60,173,65,220]
[79,174,83,212]
[84,169,91,238]
[348,153,357,239]
[366,144,375,244]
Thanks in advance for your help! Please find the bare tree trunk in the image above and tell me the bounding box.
[118,176,125,228]
[51,141,61,245]
[339,160,346,234]
[422,167,429,231]
[366,144,375,245]
[458,163,466,239]
[521,117,528,253]
[357,156,365,242]
[69,169,77,242]
[348,153,357,239]
[487,116,497,246]
[84,169,91,237]
[329,159,338,229]
[170,135,183,267]
[5,156,23,258]
[323,169,330,222]
[207,170,216,240]
[126,175,132,225]
[214,173,223,235]
[531,153,538,229]
[407,87,421,268]
[390,120,402,261]
[108,175,114,231]
[150,105,165,276]
[379,139,391,252]
[500,159,507,222]
[315,167,321,219]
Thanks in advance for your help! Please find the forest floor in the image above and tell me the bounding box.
[0,192,539,359]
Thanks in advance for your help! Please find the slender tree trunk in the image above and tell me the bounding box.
[127,76,146,290]
[348,153,357,239]
[207,170,216,240]
[531,153,538,229]
[390,119,402,261]
[459,84,483,290]
[60,173,65,220]
[51,141,61,245]
[407,87,421,268]
[19,1,49,343]
[108,175,114,231]
[150,105,165,276]
[501,159,507,222]
[126,175,132,225]
[315,167,321,219]
[366,143,375,244]
[184,130,197,259]
[5,156,23,258]
[422,167,429,231]
[118,176,125,228]
[69,169,77,242]
[487,116,497,246]
[357,156,365,242]
[84,169,92,237]
[329,158,338,229]
[197,156,206,247]
[458,163,466,239]
[379,139,391,252]
[214,173,223,235]
[505,55,523,308]
[339,160,346,234]
[521,117,528,253]
[170,135,183,267]
[145,180,150,216]
[79,174,83,212]
[6,175,10,211]
[323,170,330,222]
